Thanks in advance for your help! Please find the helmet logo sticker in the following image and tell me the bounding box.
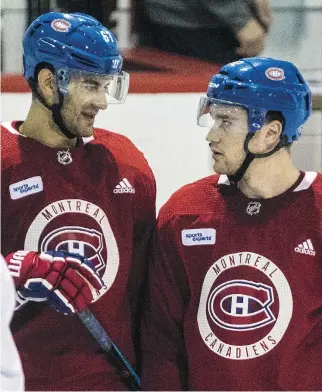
[209,82,220,88]
[51,19,71,33]
[112,59,121,69]
[265,67,285,81]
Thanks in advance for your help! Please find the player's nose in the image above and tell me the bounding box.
[93,91,108,110]
[206,127,221,144]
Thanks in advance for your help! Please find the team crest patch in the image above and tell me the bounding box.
[197,252,293,360]
[208,280,275,331]
[24,199,120,302]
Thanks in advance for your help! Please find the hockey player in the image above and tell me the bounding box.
[141,57,322,390]
[1,12,156,391]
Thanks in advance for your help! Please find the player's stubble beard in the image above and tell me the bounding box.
[61,105,96,138]
[212,148,247,175]
[76,114,96,137]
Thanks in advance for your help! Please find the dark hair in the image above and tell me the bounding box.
[34,62,55,81]
[265,110,285,131]
[265,110,292,147]
[30,62,56,100]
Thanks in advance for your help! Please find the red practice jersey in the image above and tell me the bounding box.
[142,172,322,391]
[1,121,156,391]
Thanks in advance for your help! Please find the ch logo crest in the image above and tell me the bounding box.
[24,199,120,301]
[41,226,106,273]
[208,280,275,331]
[197,252,293,360]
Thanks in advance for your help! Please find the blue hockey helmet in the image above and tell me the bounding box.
[23,12,128,103]
[197,57,312,143]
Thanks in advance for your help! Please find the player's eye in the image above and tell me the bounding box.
[103,84,110,93]
[83,83,99,92]
[213,118,231,128]
[222,120,232,127]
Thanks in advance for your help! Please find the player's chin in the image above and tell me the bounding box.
[213,163,235,176]
[212,161,226,174]
[76,124,95,138]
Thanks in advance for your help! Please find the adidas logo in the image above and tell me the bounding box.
[113,178,135,194]
[294,239,316,256]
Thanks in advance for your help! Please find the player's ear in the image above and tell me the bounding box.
[37,68,58,106]
[264,120,283,146]
[249,120,283,154]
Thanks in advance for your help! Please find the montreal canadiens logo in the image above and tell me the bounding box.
[265,67,285,81]
[51,19,71,32]
[208,280,275,331]
[24,199,119,301]
[41,226,106,273]
[197,252,293,360]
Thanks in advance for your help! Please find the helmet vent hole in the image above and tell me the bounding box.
[30,23,42,37]
[233,76,242,81]
[70,53,97,67]
[224,84,233,90]
[219,71,229,76]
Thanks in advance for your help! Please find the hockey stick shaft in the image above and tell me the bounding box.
[78,308,141,390]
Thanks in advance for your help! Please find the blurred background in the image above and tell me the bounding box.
[1,0,321,210]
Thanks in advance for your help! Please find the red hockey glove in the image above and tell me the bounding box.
[5,250,104,315]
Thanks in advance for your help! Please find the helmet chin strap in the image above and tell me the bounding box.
[28,78,76,140]
[227,133,289,187]
[227,133,255,186]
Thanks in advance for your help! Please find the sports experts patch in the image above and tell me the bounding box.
[182,228,216,246]
[9,176,43,200]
